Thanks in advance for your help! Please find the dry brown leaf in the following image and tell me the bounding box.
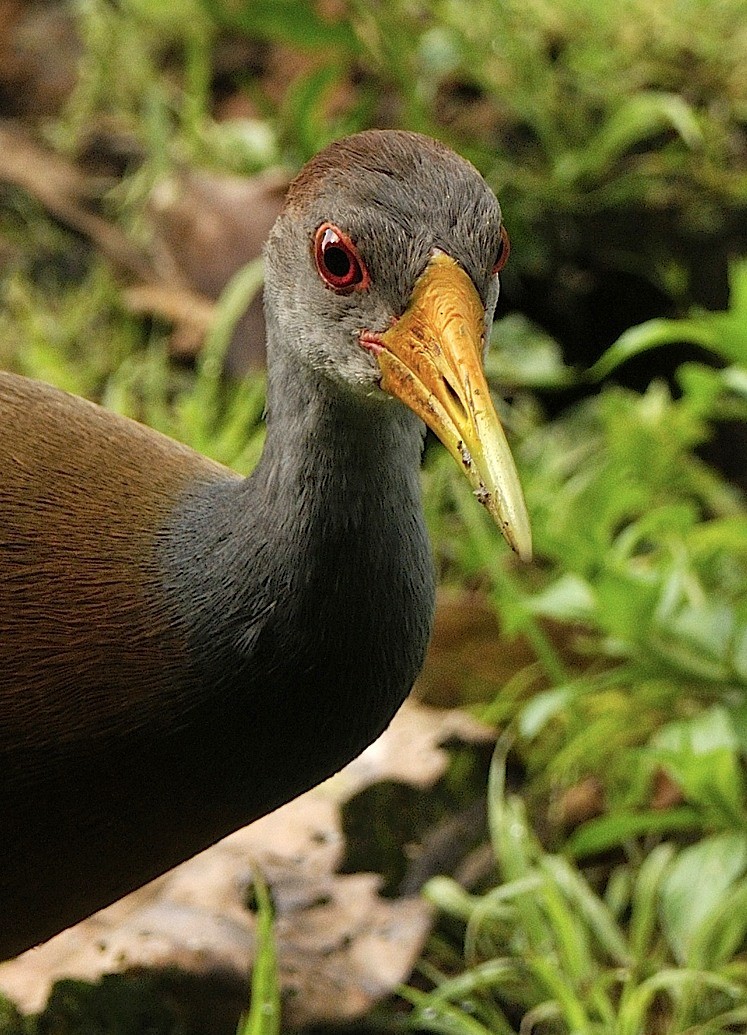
[147,168,288,372]
[148,170,287,302]
[417,588,536,708]
[0,124,287,371]
[419,588,587,709]
[340,694,493,794]
[0,1,80,118]
[555,776,606,829]
[0,123,152,281]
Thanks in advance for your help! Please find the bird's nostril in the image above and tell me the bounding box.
[443,376,466,418]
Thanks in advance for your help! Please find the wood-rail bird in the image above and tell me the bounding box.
[0,129,531,961]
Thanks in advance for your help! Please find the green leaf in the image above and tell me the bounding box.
[687,875,747,969]
[628,844,675,962]
[179,257,265,458]
[401,987,497,1035]
[593,569,660,644]
[200,0,359,52]
[488,314,579,389]
[594,91,703,165]
[281,64,348,159]
[525,574,596,622]
[541,855,631,965]
[729,259,747,316]
[566,808,702,857]
[587,317,723,381]
[588,259,747,381]
[651,709,747,826]
[519,686,573,738]
[554,92,703,187]
[660,834,747,965]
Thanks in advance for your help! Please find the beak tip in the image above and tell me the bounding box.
[511,530,533,564]
[496,509,532,563]
[478,485,533,563]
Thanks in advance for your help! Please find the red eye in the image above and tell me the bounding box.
[314,223,369,292]
[491,225,510,275]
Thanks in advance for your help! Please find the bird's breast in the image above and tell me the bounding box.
[160,470,436,818]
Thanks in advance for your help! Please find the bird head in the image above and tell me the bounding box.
[263,130,531,561]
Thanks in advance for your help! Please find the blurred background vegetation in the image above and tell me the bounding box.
[0,0,745,1032]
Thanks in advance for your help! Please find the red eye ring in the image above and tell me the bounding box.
[491,225,510,275]
[313,223,370,293]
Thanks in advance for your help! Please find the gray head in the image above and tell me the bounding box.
[262,129,530,560]
[263,130,507,395]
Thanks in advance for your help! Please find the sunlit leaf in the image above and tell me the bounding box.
[525,574,596,622]
[650,709,746,825]
[660,834,747,965]
[488,314,579,389]
[566,808,702,857]
[589,260,747,381]
[236,870,280,1035]
[200,0,359,52]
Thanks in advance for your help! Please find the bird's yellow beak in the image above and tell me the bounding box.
[367,251,532,562]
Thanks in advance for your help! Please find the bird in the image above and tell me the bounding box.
[0,129,531,961]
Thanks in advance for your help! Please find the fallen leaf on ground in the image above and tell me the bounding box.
[0,124,285,372]
[147,168,288,372]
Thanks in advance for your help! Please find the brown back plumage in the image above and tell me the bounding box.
[0,372,230,748]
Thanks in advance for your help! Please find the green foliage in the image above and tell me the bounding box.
[64,0,745,285]
[407,0,746,218]
[427,267,746,813]
[57,0,277,180]
[589,260,747,381]
[568,705,747,856]
[0,259,138,399]
[202,0,360,53]
[412,751,747,1035]
[119,257,268,470]
[414,266,747,1032]
[167,0,747,300]
[0,997,24,1035]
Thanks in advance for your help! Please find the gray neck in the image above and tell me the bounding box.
[255,346,428,545]
[162,347,436,816]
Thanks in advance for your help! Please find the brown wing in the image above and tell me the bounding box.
[0,372,234,748]
[0,373,245,957]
